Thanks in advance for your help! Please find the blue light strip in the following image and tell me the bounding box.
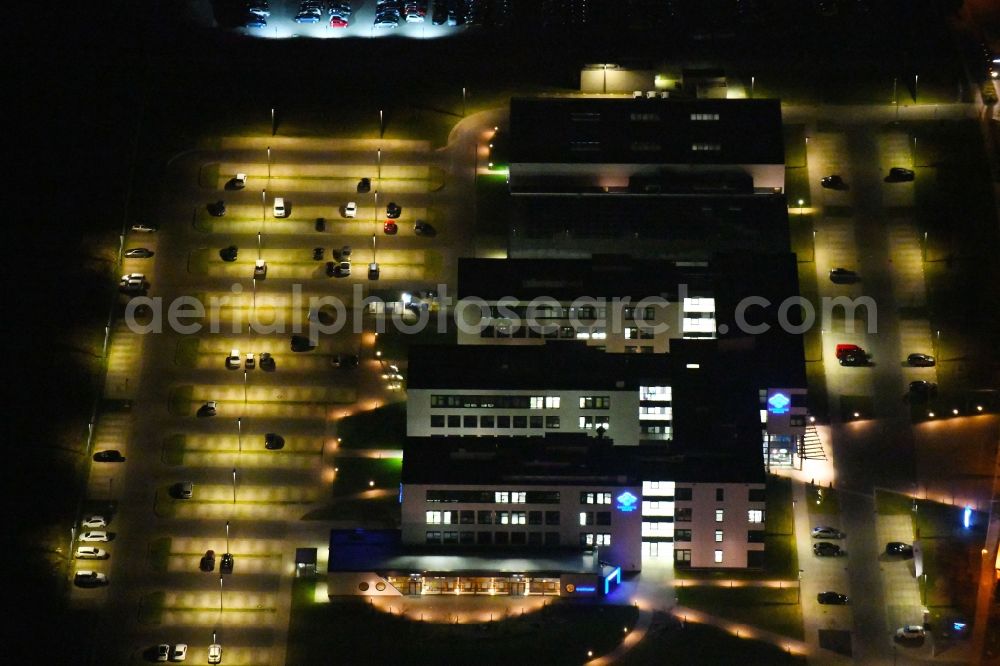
[575,586,596,593]
[604,566,622,595]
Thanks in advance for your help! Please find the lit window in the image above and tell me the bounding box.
[597,534,611,546]
[579,512,588,526]
[715,530,723,542]
[748,510,764,523]
[512,492,526,504]
[691,143,721,152]
[715,509,724,522]
[512,512,526,525]
[545,396,561,409]
[714,550,723,563]
[499,512,510,525]
[530,396,544,409]
[690,113,720,121]
[495,491,509,503]
[426,511,441,525]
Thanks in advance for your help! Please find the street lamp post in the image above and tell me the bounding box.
[237,417,242,453]
[225,520,230,553]
[271,108,275,136]
[797,569,803,603]
[750,75,755,98]
[219,575,224,612]
[232,468,237,504]
[462,87,466,117]
[914,74,919,102]
[379,109,383,138]
[267,146,271,182]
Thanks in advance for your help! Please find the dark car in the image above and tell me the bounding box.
[200,549,216,572]
[220,245,238,262]
[908,381,937,402]
[294,10,321,22]
[887,167,915,182]
[220,553,234,574]
[386,202,401,219]
[264,433,285,450]
[259,352,276,371]
[290,335,315,352]
[313,247,324,261]
[325,261,337,277]
[906,353,935,367]
[384,220,398,235]
[813,542,843,557]
[839,353,867,367]
[357,178,371,193]
[829,267,857,284]
[125,248,154,258]
[208,201,226,217]
[414,220,435,237]
[817,591,849,604]
[93,450,126,463]
[197,401,218,417]
[820,175,845,189]
[244,13,267,27]
[886,542,914,557]
[315,217,326,232]
[333,353,359,368]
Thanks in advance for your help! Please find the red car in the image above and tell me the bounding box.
[330,16,348,27]
[384,220,398,235]
[835,344,863,360]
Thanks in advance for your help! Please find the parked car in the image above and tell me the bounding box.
[232,173,247,189]
[835,344,863,359]
[173,482,194,499]
[325,261,337,277]
[384,220,398,235]
[813,542,843,557]
[244,13,267,27]
[312,247,325,261]
[335,260,351,277]
[906,353,935,367]
[171,643,188,661]
[200,550,216,572]
[75,546,108,559]
[357,178,371,193]
[74,570,108,587]
[81,515,107,529]
[820,174,845,189]
[130,223,158,233]
[294,10,322,22]
[886,542,914,557]
[273,197,286,218]
[840,353,867,367]
[829,267,857,283]
[811,526,845,539]
[220,245,238,262]
[265,433,285,450]
[197,401,218,417]
[260,352,275,370]
[339,245,352,260]
[125,248,154,258]
[156,644,170,662]
[333,353,359,368]
[208,644,222,664]
[245,353,255,370]
[887,167,915,182]
[344,201,357,218]
[80,531,109,542]
[908,380,937,402]
[386,202,401,218]
[227,349,240,369]
[895,625,926,640]
[414,220,435,236]
[220,553,234,574]
[368,262,380,280]
[817,591,849,604]
[315,217,326,232]
[208,200,226,217]
[254,259,267,279]
[93,450,126,462]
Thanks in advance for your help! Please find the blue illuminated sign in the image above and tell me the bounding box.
[963,506,972,529]
[604,567,622,595]
[575,586,596,593]
[616,492,638,512]
[768,392,791,415]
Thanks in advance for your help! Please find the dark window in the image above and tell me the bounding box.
[527,491,561,504]
[443,531,458,544]
[530,415,543,428]
[674,529,692,542]
[460,531,474,544]
[596,512,611,526]
[675,508,692,522]
[481,415,495,428]
[749,488,766,502]
[511,531,526,545]
[545,416,560,429]
[582,512,594,525]
[498,415,511,428]
[477,510,492,525]
[675,487,693,501]
[460,511,475,525]
[716,488,725,501]
[463,415,477,428]
[430,415,445,428]
[545,511,560,525]
[447,415,460,428]
[513,415,527,428]
[426,531,441,544]
[494,532,508,545]
[790,415,806,427]
[528,511,543,525]
[748,530,766,543]
[528,532,542,546]
[544,531,560,546]
[477,531,492,545]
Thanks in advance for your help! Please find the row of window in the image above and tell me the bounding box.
[430,395,562,409]
[672,509,765,523]
[423,531,611,547]
[690,113,720,121]
[482,305,659,321]
[652,487,766,502]
[426,490,561,504]
[427,510,563,525]
[430,414,563,429]
[673,529,763,542]
[674,549,726,564]
[579,511,612,526]
[691,143,722,152]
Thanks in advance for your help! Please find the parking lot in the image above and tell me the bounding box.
[75,122,480,662]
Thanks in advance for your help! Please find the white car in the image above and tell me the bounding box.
[896,625,926,640]
[226,350,240,369]
[245,352,255,369]
[80,531,109,542]
[81,515,107,529]
[233,173,247,188]
[811,526,844,539]
[74,570,108,586]
[171,643,188,661]
[156,644,170,662]
[273,197,286,218]
[75,547,108,559]
[254,259,267,279]
[208,644,222,664]
[344,201,357,218]
[120,272,145,283]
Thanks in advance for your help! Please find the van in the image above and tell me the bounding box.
[273,197,286,218]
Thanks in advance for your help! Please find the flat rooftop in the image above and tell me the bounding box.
[510,97,784,166]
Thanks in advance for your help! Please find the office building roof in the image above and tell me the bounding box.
[510,97,784,166]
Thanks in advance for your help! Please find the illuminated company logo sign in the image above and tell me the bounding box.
[616,491,638,512]
[767,392,791,415]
